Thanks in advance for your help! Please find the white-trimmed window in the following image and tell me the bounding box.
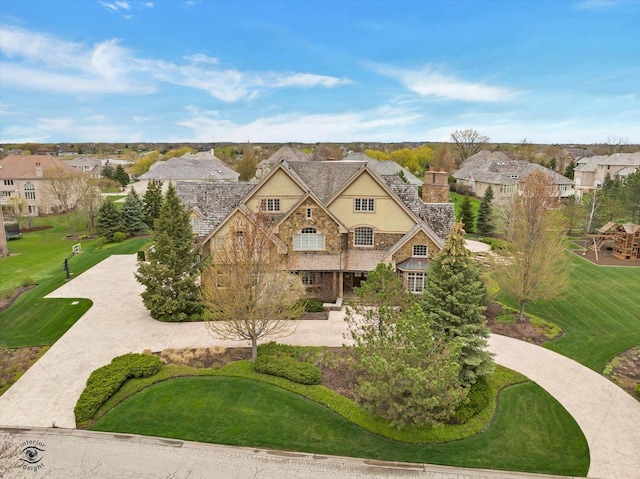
[1,191,11,197]
[306,208,312,219]
[190,217,200,234]
[500,184,513,195]
[3,180,14,186]
[260,198,280,212]
[354,227,373,246]
[407,272,425,293]
[294,227,325,251]
[354,198,375,212]
[301,271,317,286]
[24,182,35,200]
[413,244,428,257]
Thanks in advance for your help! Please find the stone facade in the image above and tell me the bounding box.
[278,198,343,254]
[346,231,404,251]
[422,170,449,203]
[391,230,439,265]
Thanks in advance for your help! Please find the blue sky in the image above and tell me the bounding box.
[1,0,638,144]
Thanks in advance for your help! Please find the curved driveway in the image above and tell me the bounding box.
[1,254,639,478]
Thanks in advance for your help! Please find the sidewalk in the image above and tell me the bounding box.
[1,254,639,478]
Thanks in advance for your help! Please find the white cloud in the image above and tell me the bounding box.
[0,24,352,101]
[184,53,219,65]
[367,62,516,103]
[116,1,131,9]
[176,106,421,142]
[144,2,154,7]
[575,0,622,9]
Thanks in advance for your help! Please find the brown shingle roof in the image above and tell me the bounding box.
[0,154,78,179]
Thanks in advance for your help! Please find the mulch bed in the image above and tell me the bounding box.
[0,285,37,312]
[570,241,640,267]
[484,302,551,345]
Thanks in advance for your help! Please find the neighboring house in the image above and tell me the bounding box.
[453,150,575,204]
[557,146,594,174]
[177,156,454,300]
[573,152,640,193]
[0,154,81,216]
[254,145,311,180]
[67,156,104,178]
[133,149,239,195]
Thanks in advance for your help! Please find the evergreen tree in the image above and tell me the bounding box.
[120,190,147,236]
[421,223,494,387]
[458,196,475,233]
[95,199,122,240]
[347,303,466,428]
[564,160,575,180]
[142,180,163,228]
[113,164,130,187]
[476,186,495,236]
[353,263,411,332]
[136,183,202,322]
[101,161,115,180]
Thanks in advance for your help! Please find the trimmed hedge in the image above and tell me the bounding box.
[451,377,492,424]
[254,342,322,385]
[254,355,322,385]
[75,353,162,423]
[113,232,126,243]
[305,299,324,312]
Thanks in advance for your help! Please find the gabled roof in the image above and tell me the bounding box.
[339,152,422,186]
[176,180,258,237]
[285,161,364,203]
[257,145,310,168]
[66,156,103,168]
[139,153,239,181]
[273,192,348,234]
[382,223,445,262]
[0,154,79,179]
[453,150,574,185]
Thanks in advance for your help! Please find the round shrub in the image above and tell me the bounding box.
[112,231,126,243]
[451,377,492,424]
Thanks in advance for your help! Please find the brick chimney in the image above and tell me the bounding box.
[422,168,449,203]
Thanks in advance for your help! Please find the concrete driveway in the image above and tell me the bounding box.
[1,254,639,478]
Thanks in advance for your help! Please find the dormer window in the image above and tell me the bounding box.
[413,244,428,257]
[260,198,280,212]
[354,198,375,212]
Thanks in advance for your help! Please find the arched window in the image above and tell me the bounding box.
[354,227,373,246]
[413,244,428,257]
[294,227,325,250]
[24,182,36,200]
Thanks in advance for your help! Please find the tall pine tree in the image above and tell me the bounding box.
[421,222,494,387]
[121,190,147,236]
[95,199,122,240]
[114,164,130,188]
[136,183,202,322]
[459,196,475,234]
[142,180,163,229]
[476,186,495,236]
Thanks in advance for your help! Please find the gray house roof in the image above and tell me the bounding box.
[339,152,423,186]
[139,151,239,182]
[453,150,574,185]
[177,158,454,242]
[176,181,258,237]
[575,152,640,173]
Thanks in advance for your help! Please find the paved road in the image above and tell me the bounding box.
[1,427,580,479]
[1,254,639,478]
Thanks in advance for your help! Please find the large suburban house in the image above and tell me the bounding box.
[452,150,575,204]
[66,156,104,178]
[177,157,454,300]
[0,154,80,217]
[573,152,640,193]
[133,149,239,195]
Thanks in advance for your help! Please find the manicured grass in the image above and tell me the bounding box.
[499,255,640,371]
[91,376,589,476]
[450,192,481,218]
[0,217,149,348]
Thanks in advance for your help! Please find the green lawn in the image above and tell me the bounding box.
[450,192,481,219]
[499,254,640,371]
[0,216,148,348]
[91,376,589,477]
